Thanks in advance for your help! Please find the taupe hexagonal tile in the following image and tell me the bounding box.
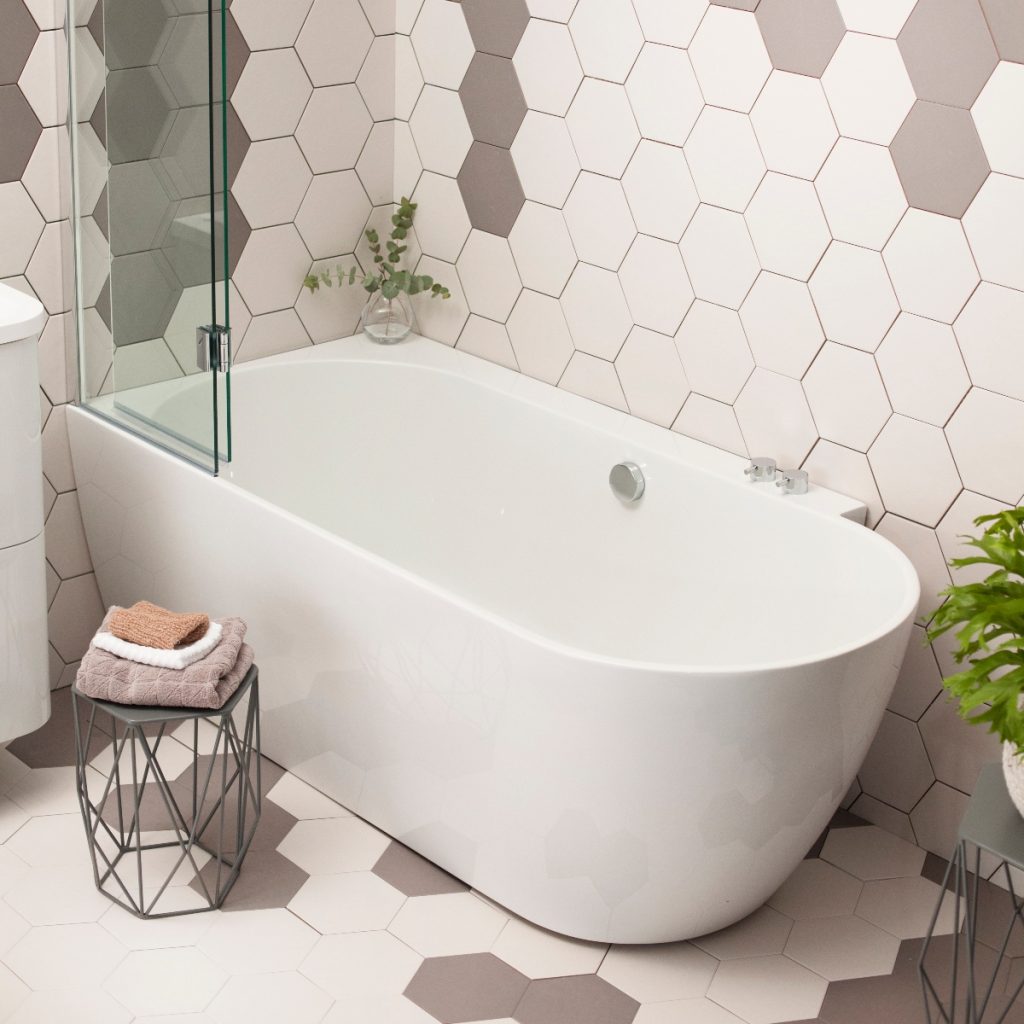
[898,0,999,107]
[756,0,845,77]
[405,953,529,1022]
[0,85,41,182]
[107,159,174,255]
[515,974,640,1024]
[109,249,181,344]
[0,0,40,85]
[158,13,208,108]
[890,100,990,217]
[460,52,527,148]
[458,141,525,237]
[225,9,249,96]
[373,841,468,898]
[105,67,175,164]
[462,0,529,58]
[101,0,173,70]
[981,0,1024,63]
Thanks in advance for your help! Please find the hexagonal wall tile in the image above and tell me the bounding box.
[963,173,1024,291]
[411,0,474,89]
[0,86,42,184]
[973,61,1024,178]
[513,19,582,117]
[745,173,830,280]
[232,49,312,142]
[622,141,697,243]
[626,44,703,145]
[458,142,525,237]
[295,171,371,259]
[874,513,952,616]
[756,0,845,77]
[297,0,372,86]
[615,326,690,427]
[675,301,754,404]
[563,173,636,270]
[508,202,576,297]
[0,0,39,85]
[672,393,749,458]
[569,0,644,83]
[734,368,819,467]
[411,85,473,176]
[920,688,1000,793]
[684,106,764,213]
[507,289,574,383]
[232,0,312,51]
[296,84,372,174]
[803,343,891,452]
[456,230,522,322]
[740,273,823,378]
[750,71,837,180]
[561,263,632,360]
[689,6,770,113]
[511,111,580,208]
[229,137,313,230]
[679,206,759,310]
[566,78,639,178]
[955,282,1024,401]
[462,0,530,58]
[460,52,526,149]
[618,235,693,335]
[104,67,174,164]
[233,224,310,316]
[412,171,472,263]
[890,101,990,218]
[945,387,1024,503]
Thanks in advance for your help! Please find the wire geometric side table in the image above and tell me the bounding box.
[921,762,1024,1023]
[71,665,261,918]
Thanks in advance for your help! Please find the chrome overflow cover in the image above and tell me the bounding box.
[610,462,645,502]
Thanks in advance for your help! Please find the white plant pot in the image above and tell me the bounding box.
[1003,742,1024,818]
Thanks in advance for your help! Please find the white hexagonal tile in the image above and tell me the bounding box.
[0,795,28,845]
[0,964,28,1018]
[232,49,312,143]
[856,875,959,939]
[887,623,944,719]
[395,122,423,203]
[509,202,576,297]
[411,0,474,89]
[6,922,126,992]
[674,300,753,404]
[412,172,472,264]
[511,111,580,208]
[5,989,131,1024]
[599,943,716,1002]
[876,313,970,426]
[693,906,793,961]
[561,352,629,407]
[20,30,67,128]
[809,242,899,352]
[963,173,1024,291]
[566,78,639,177]
[300,932,422,1000]
[296,85,373,173]
[815,139,907,250]
[456,231,522,322]
[883,209,980,323]
[296,0,371,85]
[614,326,690,426]
[911,782,970,860]
[622,141,698,243]
[277,815,391,874]
[945,387,1024,503]
[955,283,1024,402]
[197,908,320,975]
[835,0,916,35]
[289,871,406,934]
[618,234,693,335]
[388,892,506,957]
[869,415,962,527]
[874,513,952,617]
[735,368,819,467]
[0,182,44,277]
[207,972,333,1024]
[821,824,925,881]
[626,43,703,145]
[99,901,213,953]
[569,0,644,83]
[706,955,826,1024]
[631,0,708,47]
[414,255,470,345]
[234,225,310,316]
[0,901,29,958]
[689,6,770,113]
[803,343,891,452]
[822,33,915,145]
[739,273,823,378]
[768,858,862,920]
[563,173,636,270]
[6,765,78,817]
[972,61,1024,178]
[232,0,313,50]
[395,35,424,120]
[507,289,575,383]
[679,205,759,309]
[561,263,632,359]
[751,70,837,180]
[232,138,312,229]
[785,915,899,981]
[513,20,582,117]
[745,174,830,281]
[684,107,764,212]
[920,686,1001,792]
[672,394,748,457]
[358,37,398,122]
[410,85,472,177]
[458,315,518,370]
[491,916,607,980]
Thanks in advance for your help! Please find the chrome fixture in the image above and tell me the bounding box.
[610,461,645,502]
[744,457,777,482]
[196,324,231,373]
[776,469,809,495]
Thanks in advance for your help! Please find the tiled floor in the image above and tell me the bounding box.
[2,689,1024,1024]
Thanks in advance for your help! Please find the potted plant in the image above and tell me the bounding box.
[927,509,1024,815]
[303,196,450,344]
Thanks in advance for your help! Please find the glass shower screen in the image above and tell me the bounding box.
[71,0,231,473]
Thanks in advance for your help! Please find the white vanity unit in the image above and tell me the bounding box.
[0,283,50,744]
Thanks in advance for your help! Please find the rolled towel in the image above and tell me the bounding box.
[92,619,224,670]
[109,600,210,650]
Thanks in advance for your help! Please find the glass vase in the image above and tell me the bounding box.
[360,291,416,344]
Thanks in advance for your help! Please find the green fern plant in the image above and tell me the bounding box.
[927,508,1024,752]
[302,197,450,302]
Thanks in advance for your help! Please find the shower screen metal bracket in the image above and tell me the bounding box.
[196,325,231,374]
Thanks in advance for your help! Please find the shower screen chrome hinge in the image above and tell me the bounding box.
[196,324,231,373]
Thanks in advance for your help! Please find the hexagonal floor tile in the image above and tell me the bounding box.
[693,905,793,961]
[515,974,640,1024]
[192,849,308,912]
[706,954,827,1024]
[372,841,468,898]
[300,931,422,1000]
[103,946,226,1016]
[197,907,319,975]
[856,874,959,939]
[389,892,507,957]
[768,857,863,919]
[785,914,900,980]
[598,942,716,1002]
[289,870,406,934]
[405,952,529,1022]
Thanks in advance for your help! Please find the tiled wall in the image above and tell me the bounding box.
[0,0,106,693]
[386,0,1024,861]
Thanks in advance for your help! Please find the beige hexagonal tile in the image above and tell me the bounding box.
[857,713,937,813]
[821,824,925,881]
[785,914,900,980]
[490,915,607,979]
[232,49,312,142]
[856,874,960,938]
[693,906,793,960]
[599,941,717,1002]
[706,954,827,1024]
[769,857,863,919]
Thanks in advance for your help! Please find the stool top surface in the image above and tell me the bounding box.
[73,665,257,725]
[960,762,1024,868]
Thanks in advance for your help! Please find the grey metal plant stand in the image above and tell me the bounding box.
[921,762,1024,1023]
[71,665,261,918]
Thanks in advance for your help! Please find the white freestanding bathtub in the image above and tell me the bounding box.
[68,334,919,943]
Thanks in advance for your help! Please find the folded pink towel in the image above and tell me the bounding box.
[76,610,253,710]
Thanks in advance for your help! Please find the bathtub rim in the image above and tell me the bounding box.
[68,339,921,678]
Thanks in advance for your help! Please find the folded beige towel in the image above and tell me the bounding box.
[76,611,252,710]
[109,600,210,650]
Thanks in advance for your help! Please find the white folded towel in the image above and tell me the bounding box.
[91,621,224,670]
